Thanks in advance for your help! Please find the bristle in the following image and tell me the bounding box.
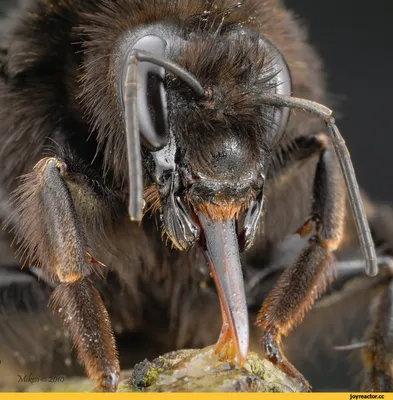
[6,168,59,280]
[196,202,243,221]
[143,184,161,215]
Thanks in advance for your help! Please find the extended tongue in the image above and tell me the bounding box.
[197,211,249,365]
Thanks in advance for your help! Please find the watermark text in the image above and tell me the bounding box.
[17,373,66,384]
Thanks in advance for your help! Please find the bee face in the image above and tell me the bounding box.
[137,25,292,255]
[179,133,264,218]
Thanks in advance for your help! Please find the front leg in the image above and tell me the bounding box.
[11,156,120,391]
[257,134,345,391]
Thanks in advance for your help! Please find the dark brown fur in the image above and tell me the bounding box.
[0,0,390,392]
[0,0,325,188]
[0,0,327,316]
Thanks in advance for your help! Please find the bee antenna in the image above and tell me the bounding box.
[123,49,205,222]
[130,50,205,98]
[123,53,143,222]
[260,93,378,278]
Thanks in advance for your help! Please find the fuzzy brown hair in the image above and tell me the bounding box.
[78,0,326,185]
[0,0,325,192]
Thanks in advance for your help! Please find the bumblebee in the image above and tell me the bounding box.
[0,0,390,392]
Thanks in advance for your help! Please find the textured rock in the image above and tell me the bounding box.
[21,346,303,392]
[119,346,302,392]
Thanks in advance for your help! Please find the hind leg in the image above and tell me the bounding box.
[323,202,393,392]
[360,204,393,391]
[362,278,393,391]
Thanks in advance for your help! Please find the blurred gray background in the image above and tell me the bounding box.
[285,0,393,204]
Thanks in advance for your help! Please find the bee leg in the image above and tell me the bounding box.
[257,139,345,392]
[270,133,328,179]
[360,205,393,392]
[12,156,120,391]
[356,200,393,391]
[360,279,393,391]
[50,279,119,391]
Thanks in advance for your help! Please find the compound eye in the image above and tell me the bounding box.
[228,29,292,145]
[260,37,292,145]
[132,35,169,151]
